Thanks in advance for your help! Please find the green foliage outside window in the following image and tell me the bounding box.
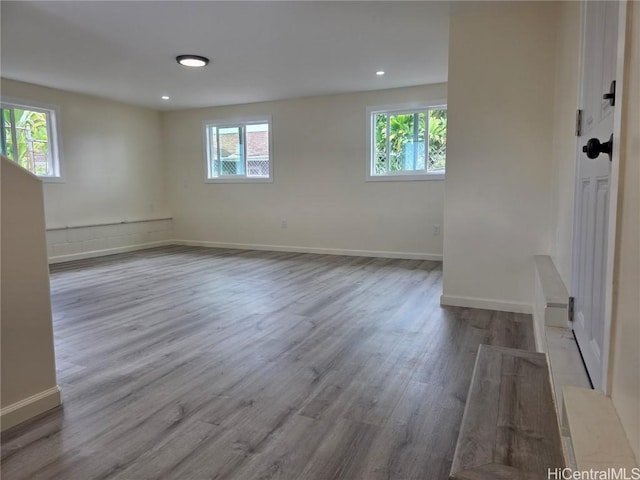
[1,107,52,176]
[375,108,446,174]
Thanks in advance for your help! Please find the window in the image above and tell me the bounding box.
[205,117,272,182]
[1,99,62,179]
[367,102,447,181]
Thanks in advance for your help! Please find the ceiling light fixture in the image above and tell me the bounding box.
[376,70,385,76]
[161,95,170,100]
[176,55,209,67]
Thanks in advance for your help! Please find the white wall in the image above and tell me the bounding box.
[544,1,639,458]
[535,0,639,458]
[0,79,173,261]
[163,84,446,258]
[610,0,640,458]
[550,2,582,290]
[442,2,558,312]
[46,218,173,263]
[1,157,60,430]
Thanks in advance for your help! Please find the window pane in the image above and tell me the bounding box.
[374,113,387,174]
[416,112,426,170]
[369,105,445,179]
[14,108,51,176]
[428,109,447,172]
[245,123,269,177]
[218,126,243,176]
[2,108,14,160]
[204,119,271,182]
[389,113,424,172]
[208,126,219,177]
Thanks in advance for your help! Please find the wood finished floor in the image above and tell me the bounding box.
[1,246,535,480]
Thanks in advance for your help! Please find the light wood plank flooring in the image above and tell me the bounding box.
[1,246,535,480]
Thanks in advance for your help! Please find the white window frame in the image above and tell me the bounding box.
[203,115,273,183]
[366,100,446,182]
[1,97,64,182]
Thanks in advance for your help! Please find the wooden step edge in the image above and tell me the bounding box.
[449,345,565,479]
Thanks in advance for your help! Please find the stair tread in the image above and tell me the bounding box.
[562,386,638,470]
[449,345,565,479]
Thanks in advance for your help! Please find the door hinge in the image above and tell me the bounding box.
[568,296,575,322]
[575,109,582,137]
[603,80,616,106]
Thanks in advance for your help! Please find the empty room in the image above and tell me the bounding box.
[1,1,638,479]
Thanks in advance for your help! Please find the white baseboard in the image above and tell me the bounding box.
[174,239,443,261]
[1,385,62,431]
[440,294,533,314]
[48,240,174,264]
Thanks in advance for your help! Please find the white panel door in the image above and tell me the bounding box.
[573,0,619,390]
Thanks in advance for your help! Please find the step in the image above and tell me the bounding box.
[450,345,565,479]
[562,386,638,471]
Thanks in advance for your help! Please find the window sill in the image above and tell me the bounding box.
[40,176,65,184]
[366,173,445,182]
[205,177,273,184]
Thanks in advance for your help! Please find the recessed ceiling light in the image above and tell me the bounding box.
[376,70,385,76]
[176,55,209,67]
[161,95,170,100]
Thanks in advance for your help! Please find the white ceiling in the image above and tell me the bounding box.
[1,1,458,110]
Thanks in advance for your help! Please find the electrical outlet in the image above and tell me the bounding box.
[281,219,288,229]
[433,224,441,236]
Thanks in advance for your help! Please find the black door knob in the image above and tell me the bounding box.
[582,134,613,160]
